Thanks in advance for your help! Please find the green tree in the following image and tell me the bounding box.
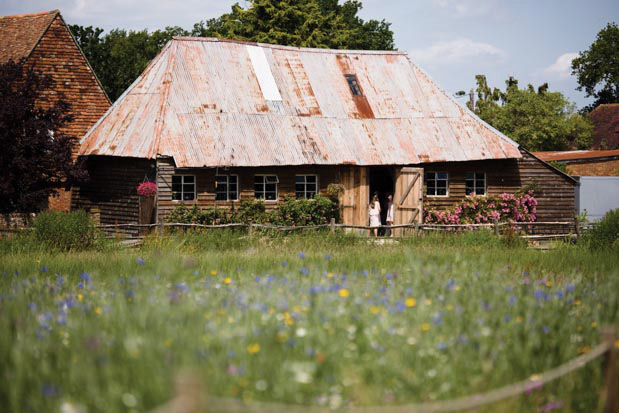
[468,75,593,151]
[571,22,619,110]
[70,25,189,101]
[191,0,394,50]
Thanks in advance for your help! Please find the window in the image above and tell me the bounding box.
[465,172,486,196]
[296,175,318,199]
[345,74,363,96]
[172,175,196,201]
[254,175,278,200]
[426,172,449,196]
[215,175,238,201]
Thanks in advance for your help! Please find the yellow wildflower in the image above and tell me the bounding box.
[421,323,431,332]
[95,307,103,315]
[574,300,582,306]
[224,277,232,285]
[210,270,217,276]
[591,322,597,329]
[454,285,462,292]
[614,340,619,349]
[247,343,261,354]
[370,306,382,314]
[516,316,524,323]
[77,293,83,302]
[424,298,432,306]
[529,374,541,381]
[405,298,416,308]
[546,281,552,287]
[339,289,350,298]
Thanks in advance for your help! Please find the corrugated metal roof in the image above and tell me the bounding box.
[533,150,619,161]
[79,37,521,167]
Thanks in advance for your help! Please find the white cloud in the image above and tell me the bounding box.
[543,52,578,79]
[411,38,506,66]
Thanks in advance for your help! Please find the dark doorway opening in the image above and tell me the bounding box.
[369,166,395,228]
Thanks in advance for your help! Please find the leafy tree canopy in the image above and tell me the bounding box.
[572,22,619,110]
[70,0,394,101]
[0,60,86,213]
[467,75,593,151]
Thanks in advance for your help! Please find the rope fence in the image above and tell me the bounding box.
[149,327,617,413]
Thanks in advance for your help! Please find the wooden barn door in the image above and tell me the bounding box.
[394,167,423,236]
[340,166,369,230]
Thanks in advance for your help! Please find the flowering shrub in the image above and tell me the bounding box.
[424,191,538,226]
[137,182,157,198]
[269,195,339,226]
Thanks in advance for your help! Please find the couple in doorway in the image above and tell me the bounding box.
[369,192,394,237]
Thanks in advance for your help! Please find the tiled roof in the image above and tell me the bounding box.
[0,10,59,63]
[80,37,521,167]
[590,104,619,149]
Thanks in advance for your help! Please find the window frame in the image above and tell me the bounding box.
[254,174,279,201]
[172,174,197,202]
[465,172,487,196]
[295,174,319,199]
[215,174,239,202]
[344,74,363,97]
[425,171,449,197]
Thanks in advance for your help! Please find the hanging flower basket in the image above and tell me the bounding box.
[137,181,157,198]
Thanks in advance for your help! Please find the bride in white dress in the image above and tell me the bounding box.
[369,193,381,237]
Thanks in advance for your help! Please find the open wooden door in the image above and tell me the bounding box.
[394,167,424,236]
[340,166,369,230]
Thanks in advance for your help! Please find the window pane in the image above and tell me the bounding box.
[229,190,238,201]
[229,176,237,185]
[306,183,316,192]
[437,187,447,196]
[265,192,276,200]
[215,192,227,201]
[306,175,316,183]
[172,183,182,192]
[183,192,194,201]
[254,176,263,184]
[265,183,276,193]
[296,183,305,193]
[436,180,447,188]
[476,187,485,195]
[184,184,194,192]
[426,172,436,180]
[183,175,194,183]
[465,172,474,180]
[438,172,448,180]
[296,176,305,184]
[172,192,182,200]
[466,188,473,196]
[476,179,485,188]
[296,191,304,199]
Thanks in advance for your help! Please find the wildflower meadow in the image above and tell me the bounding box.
[0,232,617,412]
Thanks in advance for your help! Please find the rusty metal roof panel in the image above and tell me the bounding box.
[80,37,522,166]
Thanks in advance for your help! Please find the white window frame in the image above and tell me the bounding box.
[465,172,486,196]
[172,174,196,201]
[254,175,278,201]
[215,175,239,201]
[426,171,449,197]
[295,175,319,199]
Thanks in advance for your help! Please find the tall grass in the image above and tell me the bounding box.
[0,231,617,412]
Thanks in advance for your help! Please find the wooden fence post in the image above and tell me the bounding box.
[330,218,336,234]
[493,218,499,235]
[248,220,253,238]
[603,326,618,413]
[574,214,580,238]
[158,221,163,237]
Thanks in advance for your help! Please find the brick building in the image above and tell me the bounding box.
[0,10,110,211]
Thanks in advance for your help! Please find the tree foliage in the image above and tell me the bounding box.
[467,75,593,151]
[70,0,393,101]
[0,60,86,213]
[571,22,619,110]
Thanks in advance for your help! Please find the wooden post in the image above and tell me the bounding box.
[603,326,618,413]
[330,218,336,234]
[248,220,253,238]
[574,214,580,238]
[493,218,499,235]
[158,221,163,237]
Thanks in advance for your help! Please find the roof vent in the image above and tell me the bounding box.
[345,74,363,97]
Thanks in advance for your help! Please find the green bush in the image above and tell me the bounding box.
[165,204,232,225]
[584,208,619,250]
[269,195,339,226]
[32,210,96,251]
[236,199,267,223]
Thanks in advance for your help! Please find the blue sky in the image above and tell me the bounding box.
[2,0,617,108]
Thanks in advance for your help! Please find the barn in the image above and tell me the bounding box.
[73,37,577,234]
[0,9,111,212]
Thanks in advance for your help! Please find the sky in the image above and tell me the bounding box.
[2,0,618,109]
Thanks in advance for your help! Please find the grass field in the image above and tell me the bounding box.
[1,231,618,412]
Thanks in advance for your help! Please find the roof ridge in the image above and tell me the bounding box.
[0,9,59,19]
[171,36,407,55]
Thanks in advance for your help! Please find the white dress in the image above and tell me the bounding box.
[369,202,381,227]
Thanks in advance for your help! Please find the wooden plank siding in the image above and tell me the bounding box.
[71,157,154,237]
[156,157,340,223]
[420,150,577,224]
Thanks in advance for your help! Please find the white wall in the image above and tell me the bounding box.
[576,177,619,221]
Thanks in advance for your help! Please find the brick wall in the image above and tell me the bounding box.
[27,15,110,211]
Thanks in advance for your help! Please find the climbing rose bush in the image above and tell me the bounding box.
[137,182,157,198]
[424,191,537,225]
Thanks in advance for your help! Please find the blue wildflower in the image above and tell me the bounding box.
[281,261,288,268]
[57,276,65,287]
[509,295,517,306]
[300,268,309,276]
[298,252,306,259]
[77,282,84,289]
[41,267,48,273]
[555,290,565,299]
[445,279,455,291]
[386,273,394,280]
[503,316,511,323]
[534,290,544,299]
[566,284,575,294]
[437,342,447,350]
[324,254,332,260]
[543,325,551,334]
[137,258,145,265]
[79,273,90,281]
[42,383,58,398]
